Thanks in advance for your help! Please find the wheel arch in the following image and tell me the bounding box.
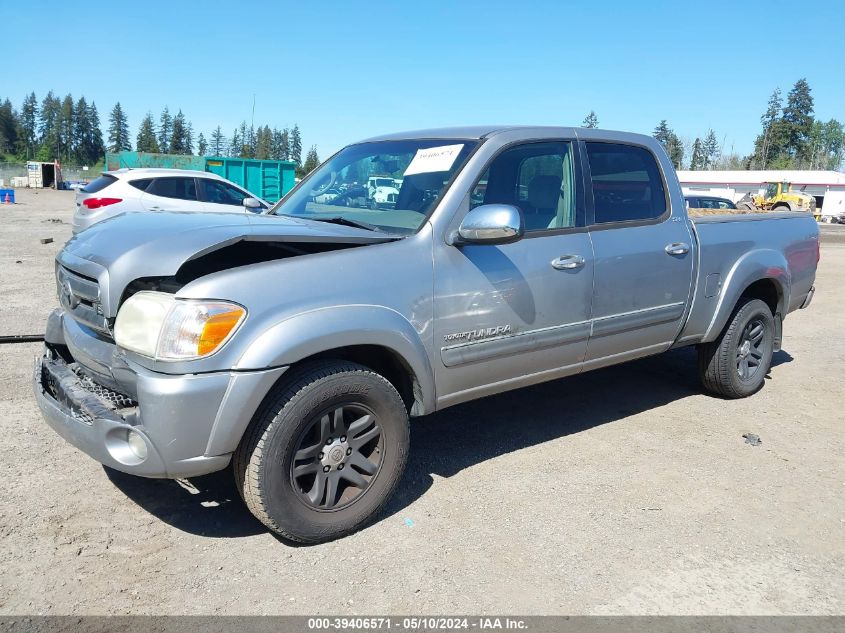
[702,249,789,344]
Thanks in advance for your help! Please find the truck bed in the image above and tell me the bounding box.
[676,211,818,346]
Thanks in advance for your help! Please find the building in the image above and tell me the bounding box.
[677,170,845,211]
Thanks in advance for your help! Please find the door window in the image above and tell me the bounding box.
[470,141,576,231]
[147,177,198,201]
[586,143,667,224]
[201,178,252,206]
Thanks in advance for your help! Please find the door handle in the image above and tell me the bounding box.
[665,242,690,256]
[551,255,585,270]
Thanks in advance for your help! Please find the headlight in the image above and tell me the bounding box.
[114,291,246,360]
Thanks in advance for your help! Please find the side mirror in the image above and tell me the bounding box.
[243,197,262,210]
[455,204,524,245]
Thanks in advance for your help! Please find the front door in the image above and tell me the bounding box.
[582,141,694,365]
[199,177,262,213]
[433,140,594,407]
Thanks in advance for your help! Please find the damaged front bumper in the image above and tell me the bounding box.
[33,309,287,479]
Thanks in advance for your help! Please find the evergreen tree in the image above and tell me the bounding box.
[581,111,598,128]
[169,110,191,154]
[184,120,194,155]
[87,102,105,163]
[652,120,683,167]
[228,128,240,157]
[279,128,291,160]
[235,121,252,157]
[689,138,705,170]
[158,106,172,152]
[197,132,207,156]
[255,125,272,159]
[107,102,131,152]
[38,91,61,160]
[703,129,719,168]
[290,124,302,166]
[270,128,285,160]
[73,97,92,163]
[19,92,38,159]
[782,78,814,165]
[246,125,256,158]
[0,99,18,156]
[752,88,783,168]
[302,145,320,174]
[136,112,160,153]
[209,126,226,156]
[58,94,75,162]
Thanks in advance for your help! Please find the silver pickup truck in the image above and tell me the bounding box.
[34,126,818,543]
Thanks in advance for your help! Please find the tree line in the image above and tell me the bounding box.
[580,78,844,171]
[0,91,320,176]
[0,92,105,166]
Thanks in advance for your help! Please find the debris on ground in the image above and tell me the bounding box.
[39,238,53,244]
[403,518,415,527]
[42,218,64,224]
[743,433,762,446]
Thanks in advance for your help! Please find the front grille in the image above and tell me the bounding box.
[39,353,136,426]
[70,366,137,409]
[56,265,110,334]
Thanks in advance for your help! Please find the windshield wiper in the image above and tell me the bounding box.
[305,216,383,233]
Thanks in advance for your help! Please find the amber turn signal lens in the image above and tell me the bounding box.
[198,308,245,356]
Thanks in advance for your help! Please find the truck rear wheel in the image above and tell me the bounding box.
[698,298,775,398]
[234,360,409,543]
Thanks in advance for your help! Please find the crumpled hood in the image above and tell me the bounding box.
[57,211,393,317]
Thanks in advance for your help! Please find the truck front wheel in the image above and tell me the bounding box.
[234,360,410,543]
[698,298,775,398]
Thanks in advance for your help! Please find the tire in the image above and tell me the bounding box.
[698,298,775,398]
[234,360,410,543]
[773,204,790,211]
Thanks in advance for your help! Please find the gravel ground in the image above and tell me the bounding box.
[0,189,842,615]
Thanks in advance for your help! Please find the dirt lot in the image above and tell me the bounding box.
[0,189,842,615]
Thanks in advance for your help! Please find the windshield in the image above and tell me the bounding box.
[270,139,478,234]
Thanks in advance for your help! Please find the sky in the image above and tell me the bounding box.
[4,0,844,160]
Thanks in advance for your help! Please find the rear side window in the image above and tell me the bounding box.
[146,177,198,201]
[586,143,667,224]
[82,174,117,194]
[128,178,153,191]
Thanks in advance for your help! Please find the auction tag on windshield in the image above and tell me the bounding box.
[403,144,464,176]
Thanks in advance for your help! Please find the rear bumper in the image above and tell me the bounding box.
[800,286,815,309]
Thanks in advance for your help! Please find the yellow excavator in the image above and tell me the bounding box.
[737,182,818,218]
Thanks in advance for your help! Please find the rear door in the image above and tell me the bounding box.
[139,177,205,213]
[198,177,263,213]
[583,141,694,365]
[433,140,594,406]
